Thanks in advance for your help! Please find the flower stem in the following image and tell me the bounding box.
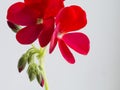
[38,47,49,90]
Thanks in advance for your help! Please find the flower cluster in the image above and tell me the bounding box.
[7,0,90,90]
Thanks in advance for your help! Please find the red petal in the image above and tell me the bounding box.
[24,0,46,9]
[7,2,36,26]
[49,24,60,53]
[62,33,90,55]
[24,0,43,5]
[16,24,43,44]
[44,0,64,18]
[24,0,47,17]
[58,39,75,64]
[38,18,54,47]
[56,5,87,33]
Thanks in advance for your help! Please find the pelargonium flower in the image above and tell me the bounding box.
[50,5,90,64]
[7,0,64,47]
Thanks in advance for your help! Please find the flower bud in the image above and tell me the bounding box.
[36,73,44,87]
[7,21,20,33]
[28,72,36,81]
[18,54,28,72]
[27,63,37,81]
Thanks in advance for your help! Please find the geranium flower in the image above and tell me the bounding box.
[7,0,64,47]
[50,5,90,64]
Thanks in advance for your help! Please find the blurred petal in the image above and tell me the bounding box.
[58,39,75,64]
[62,33,90,55]
[44,0,64,18]
[16,24,43,44]
[38,18,54,47]
[49,24,60,53]
[7,2,36,26]
[56,5,87,33]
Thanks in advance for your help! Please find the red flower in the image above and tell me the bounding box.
[7,0,64,47]
[49,5,90,64]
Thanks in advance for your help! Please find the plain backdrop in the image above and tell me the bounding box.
[0,0,120,90]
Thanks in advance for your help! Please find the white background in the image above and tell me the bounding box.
[0,0,120,90]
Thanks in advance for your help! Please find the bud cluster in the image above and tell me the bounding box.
[18,46,46,87]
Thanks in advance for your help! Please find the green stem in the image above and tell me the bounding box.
[38,47,49,90]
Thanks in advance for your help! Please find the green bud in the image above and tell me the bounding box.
[36,73,44,87]
[27,63,38,81]
[18,54,28,72]
[28,72,36,81]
